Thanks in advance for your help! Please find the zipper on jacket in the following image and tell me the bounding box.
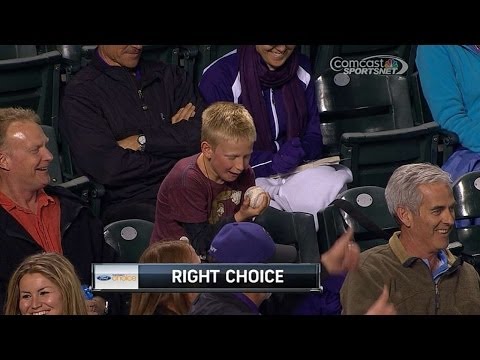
[137,89,149,111]
[434,282,440,314]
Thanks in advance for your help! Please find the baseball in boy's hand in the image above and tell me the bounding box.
[245,186,267,208]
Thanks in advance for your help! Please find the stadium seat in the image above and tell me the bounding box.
[0,45,38,60]
[317,184,463,256]
[451,171,480,265]
[41,125,63,186]
[104,219,154,263]
[188,45,237,86]
[316,69,416,156]
[341,121,441,188]
[316,68,441,187]
[41,125,104,216]
[56,45,83,81]
[409,66,459,166]
[313,45,412,78]
[254,206,320,263]
[0,50,62,128]
[317,186,398,253]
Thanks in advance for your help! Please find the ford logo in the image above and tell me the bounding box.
[97,275,112,281]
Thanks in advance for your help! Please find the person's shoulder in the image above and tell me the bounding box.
[44,185,88,207]
[460,260,480,276]
[241,165,255,178]
[174,154,199,171]
[236,166,254,186]
[165,154,205,184]
[63,65,103,99]
[358,243,392,266]
[201,49,239,79]
[143,59,178,74]
[417,45,463,60]
[69,64,102,86]
[190,293,253,315]
[142,59,190,84]
[239,166,255,179]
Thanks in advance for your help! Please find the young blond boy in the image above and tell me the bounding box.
[150,102,269,256]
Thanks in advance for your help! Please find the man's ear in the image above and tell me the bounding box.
[201,141,214,159]
[396,206,412,228]
[0,152,10,171]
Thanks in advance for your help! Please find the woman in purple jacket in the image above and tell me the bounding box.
[200,45,322,177]
[199,45,352,227]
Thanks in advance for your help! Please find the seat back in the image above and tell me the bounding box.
[141,45,181,65]
[409,69,458,166]
[0,45,38,60]
[41,125,63,185]
[189,45,237,86]
[41,124,104,216]
[0,50,61,128]
[313,45,411,78]
[254,206,320,263]
[409,70,434,125]
[340,121,441,187]
[104,219,154,263]
[318,186,398,253]
[56,45,83,80]
[316,69,415,157]
[452,171,480,258]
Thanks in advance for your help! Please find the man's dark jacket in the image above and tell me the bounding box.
[0,185,117,313]
[60,50,204,207]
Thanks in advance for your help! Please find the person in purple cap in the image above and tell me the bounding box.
[189,222,396,315]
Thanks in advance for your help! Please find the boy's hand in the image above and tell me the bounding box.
[235,192,270,222]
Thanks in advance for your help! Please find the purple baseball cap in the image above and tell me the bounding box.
[208,222,298,263]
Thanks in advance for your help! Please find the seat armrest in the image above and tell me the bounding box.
[340,122,440,144]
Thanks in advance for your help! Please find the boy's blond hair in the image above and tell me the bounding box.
[201,102,256,147]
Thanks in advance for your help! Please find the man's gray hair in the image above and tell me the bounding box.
[385,163,452,221]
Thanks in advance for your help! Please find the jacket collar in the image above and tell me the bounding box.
[389,231,459,268]
[0,186,88,240]
[91,47,160,87]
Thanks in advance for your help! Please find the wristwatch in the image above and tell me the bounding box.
[137,134,146,152]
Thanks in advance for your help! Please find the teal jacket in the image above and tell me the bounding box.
[416,45,480,152]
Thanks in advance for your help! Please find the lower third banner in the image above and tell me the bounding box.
[92,263,321,292]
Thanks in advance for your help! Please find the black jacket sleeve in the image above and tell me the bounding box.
[59,64,204,188]
[144,65,205,156]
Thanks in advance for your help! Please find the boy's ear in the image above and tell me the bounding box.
[201,141,214,159]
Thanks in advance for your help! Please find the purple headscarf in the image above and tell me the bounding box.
[238,45,308,151]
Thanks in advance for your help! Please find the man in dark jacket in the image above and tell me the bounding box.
[60,45,204,224]
[0,107,118,314]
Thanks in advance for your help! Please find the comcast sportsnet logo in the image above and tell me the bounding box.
[330,55,408,75]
